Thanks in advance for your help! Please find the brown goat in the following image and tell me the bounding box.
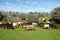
[54,23,60,29]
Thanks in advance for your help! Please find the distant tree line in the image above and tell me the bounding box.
[0,7,60,23]
[0,11,51,23]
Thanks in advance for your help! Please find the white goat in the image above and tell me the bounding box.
[12,23,18,28]
[43,24,49,29]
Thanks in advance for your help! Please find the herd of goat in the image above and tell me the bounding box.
[0,21,60,30]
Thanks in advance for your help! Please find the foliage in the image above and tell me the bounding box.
[38,17,49,24]
[0,12,4,21]
[51,7,60,20]
[0,11,51,22]
[51,7,60,23]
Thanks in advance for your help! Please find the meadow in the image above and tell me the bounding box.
[0,27,60,40]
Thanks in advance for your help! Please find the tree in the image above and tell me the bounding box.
[51,7,60,23]
[0,12,4,21]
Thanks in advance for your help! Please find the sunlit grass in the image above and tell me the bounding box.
[0,27,60,40]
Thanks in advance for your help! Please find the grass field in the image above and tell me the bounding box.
[0,27,60,40]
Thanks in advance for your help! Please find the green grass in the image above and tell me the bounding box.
[0,27,60,40]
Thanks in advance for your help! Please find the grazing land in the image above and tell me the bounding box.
[0,27,60,40]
